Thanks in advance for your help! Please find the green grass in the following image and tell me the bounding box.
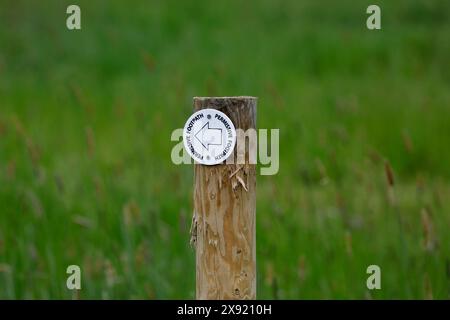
[0,0,449,299]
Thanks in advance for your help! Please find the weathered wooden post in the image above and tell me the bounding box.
[190,97,257,299]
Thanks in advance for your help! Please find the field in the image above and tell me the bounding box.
[0,0,449,299]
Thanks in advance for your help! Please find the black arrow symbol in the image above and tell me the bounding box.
[194,122,222,150]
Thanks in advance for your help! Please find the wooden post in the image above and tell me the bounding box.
[190,97,257,300]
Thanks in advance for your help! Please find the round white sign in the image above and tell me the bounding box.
[183,108,236,165]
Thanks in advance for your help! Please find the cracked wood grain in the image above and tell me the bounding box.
[192,97,257,300]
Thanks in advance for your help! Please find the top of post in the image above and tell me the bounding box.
[192,96,257,130]
[193,96,257,100]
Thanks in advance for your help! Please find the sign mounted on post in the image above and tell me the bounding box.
[183,108,236,165]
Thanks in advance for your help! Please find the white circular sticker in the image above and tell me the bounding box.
[183,108,236,165]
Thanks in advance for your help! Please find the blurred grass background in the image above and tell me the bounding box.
[0,0,449,299]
